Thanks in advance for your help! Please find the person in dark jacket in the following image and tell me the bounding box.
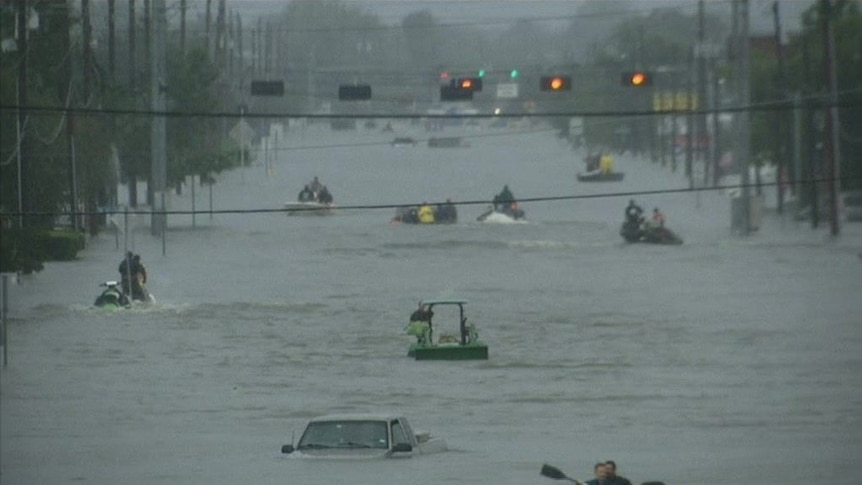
[624,199,644,225]
[410,303,433,323]
[605,461,633,485]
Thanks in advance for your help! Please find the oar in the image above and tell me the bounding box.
[540,464,582,484]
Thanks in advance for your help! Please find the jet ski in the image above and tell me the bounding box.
[94,281,131,310]
[620,219,683,245]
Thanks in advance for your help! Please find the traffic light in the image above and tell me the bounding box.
[622,71,653,87]
[540,75,571,92]
[478,69,486,78]
[250,80,284,96]
[338,84,372,101]
[456,77,483,92]
[440,85,473,101]
[509,69,519,78]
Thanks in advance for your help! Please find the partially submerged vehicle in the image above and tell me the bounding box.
[281,413,447,459]
[405,299,488,360]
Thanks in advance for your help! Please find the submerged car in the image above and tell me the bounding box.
[281,413,447,459]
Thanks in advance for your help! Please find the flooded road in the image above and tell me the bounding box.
[2,124,861,484]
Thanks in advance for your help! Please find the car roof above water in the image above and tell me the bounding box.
[307,413,405,423]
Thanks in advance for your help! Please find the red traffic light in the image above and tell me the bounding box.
[623,71,652,86]
[540,75,571,91]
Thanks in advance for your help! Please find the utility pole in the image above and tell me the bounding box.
[150,0,167,237]
[62,0,78,232]
[697,0,710,188]
[180,0,186,54]
[772,1,787,214]
[206,0,212,58]
[108,0,116,85]
[685,50,694,186]
[128,0,136,92]
[82,0,92,102]
[821,0,841,236]
[17,0,29,228]
[735,0,752,235]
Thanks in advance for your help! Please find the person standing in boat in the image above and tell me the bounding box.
[410,303,433,323]
[309,176,323,195]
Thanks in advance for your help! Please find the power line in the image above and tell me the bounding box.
[5,176,859,218]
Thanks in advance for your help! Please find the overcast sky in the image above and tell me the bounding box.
[194,0,817,36]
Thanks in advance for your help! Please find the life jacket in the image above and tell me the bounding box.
[418,205,435,223]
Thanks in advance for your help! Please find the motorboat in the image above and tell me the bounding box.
[578,152,624,182]
[476,205,525,223]
[405,299,488,360]
[390,203,457,224]
[576,169,625,182]
[284,200,335,216]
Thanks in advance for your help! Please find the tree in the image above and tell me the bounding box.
[781,0,860,192]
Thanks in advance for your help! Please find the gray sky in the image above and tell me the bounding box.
[210,0,816,35]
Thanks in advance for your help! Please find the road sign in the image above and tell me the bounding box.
[496,83,518,98]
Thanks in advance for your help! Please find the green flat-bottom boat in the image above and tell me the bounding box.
[405,299,488,361]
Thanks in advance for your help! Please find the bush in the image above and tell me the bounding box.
[0,228,85,274]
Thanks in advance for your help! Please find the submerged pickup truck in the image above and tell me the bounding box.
[280,413,447,459]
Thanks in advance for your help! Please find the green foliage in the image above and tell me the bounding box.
[0,228,85,274]
[783,0,861,191]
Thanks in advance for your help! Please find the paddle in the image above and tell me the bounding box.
[540,464,582,484]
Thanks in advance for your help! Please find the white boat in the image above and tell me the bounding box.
[476,206,526,224]
[284,201,335,216]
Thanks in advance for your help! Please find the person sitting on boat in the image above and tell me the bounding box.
[644,207,666,231]
[418,202,435,223]
[495,185,515,212]
[599,153,615,174]
[317,185,333,205]
[652,207,665,227]
[298,185,315,202]
[624,199,644,226]
[436,199,457,223]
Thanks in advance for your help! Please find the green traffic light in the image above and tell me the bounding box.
[510,69,519,78]
[478,70,486,78]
